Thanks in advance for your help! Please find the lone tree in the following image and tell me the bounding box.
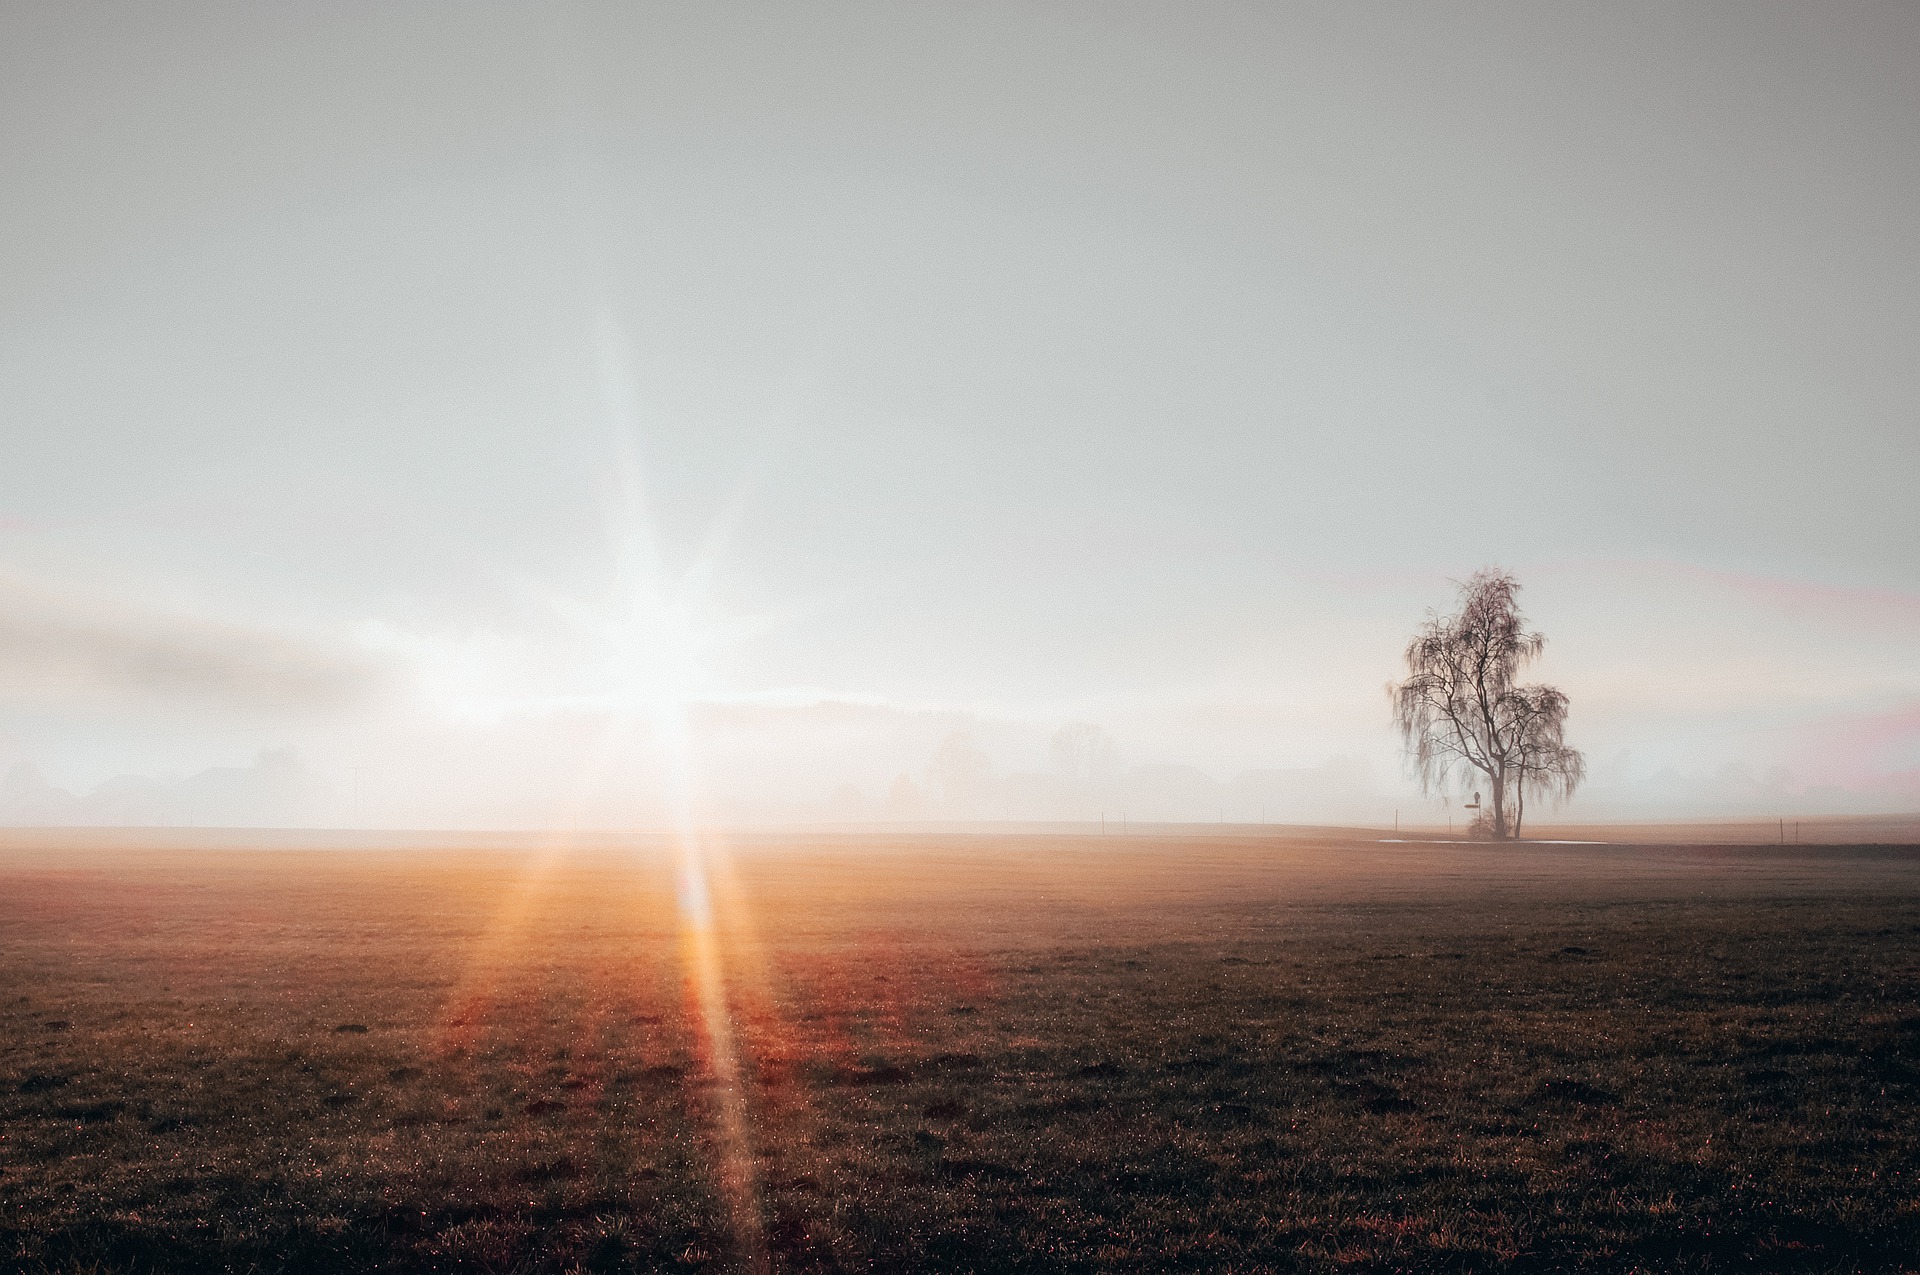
[1390,569,1585,839]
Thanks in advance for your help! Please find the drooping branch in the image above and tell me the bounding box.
[1388,570,1584,838]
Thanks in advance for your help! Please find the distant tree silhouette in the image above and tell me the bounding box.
[1390,569,1585,839]
[928,731,992,815]
[884,773,927,819]
[1049,722,1118,781]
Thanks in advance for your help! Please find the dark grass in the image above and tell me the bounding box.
[3,831,1919,1272]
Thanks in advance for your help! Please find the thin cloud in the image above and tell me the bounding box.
[1782,698,1920,788]
[1577,559,1920,628]
[0,571,395,714]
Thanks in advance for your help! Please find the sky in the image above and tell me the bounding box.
[1,1,1916,828]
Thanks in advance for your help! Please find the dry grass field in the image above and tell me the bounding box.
[4,825,1920,1273]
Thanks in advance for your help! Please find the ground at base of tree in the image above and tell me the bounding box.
[3,829,1919,1273]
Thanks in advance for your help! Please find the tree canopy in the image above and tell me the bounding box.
[1390,569,1585,838]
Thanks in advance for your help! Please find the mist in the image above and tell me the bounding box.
[3,2,1917,830]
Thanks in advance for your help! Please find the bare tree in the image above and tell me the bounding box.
[1049,722,1118,781]
[1505,686,1586,838]
[1389,569,1584,839]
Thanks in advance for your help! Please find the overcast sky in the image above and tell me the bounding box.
[2,2,1916,827]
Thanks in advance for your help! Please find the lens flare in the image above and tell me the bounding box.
[596,311,768,1270]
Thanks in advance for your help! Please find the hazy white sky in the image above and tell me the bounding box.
[2,2,1916,826]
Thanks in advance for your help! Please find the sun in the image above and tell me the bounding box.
[590,584,715,722]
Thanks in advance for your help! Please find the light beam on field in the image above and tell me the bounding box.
[593,312,769,1273]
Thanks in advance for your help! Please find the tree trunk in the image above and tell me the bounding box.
[1491,765,1510,839]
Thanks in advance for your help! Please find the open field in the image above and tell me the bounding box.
[4,826,1920,1272]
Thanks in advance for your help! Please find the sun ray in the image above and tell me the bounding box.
[594,310,770,1271]
[424,308,778,1269]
